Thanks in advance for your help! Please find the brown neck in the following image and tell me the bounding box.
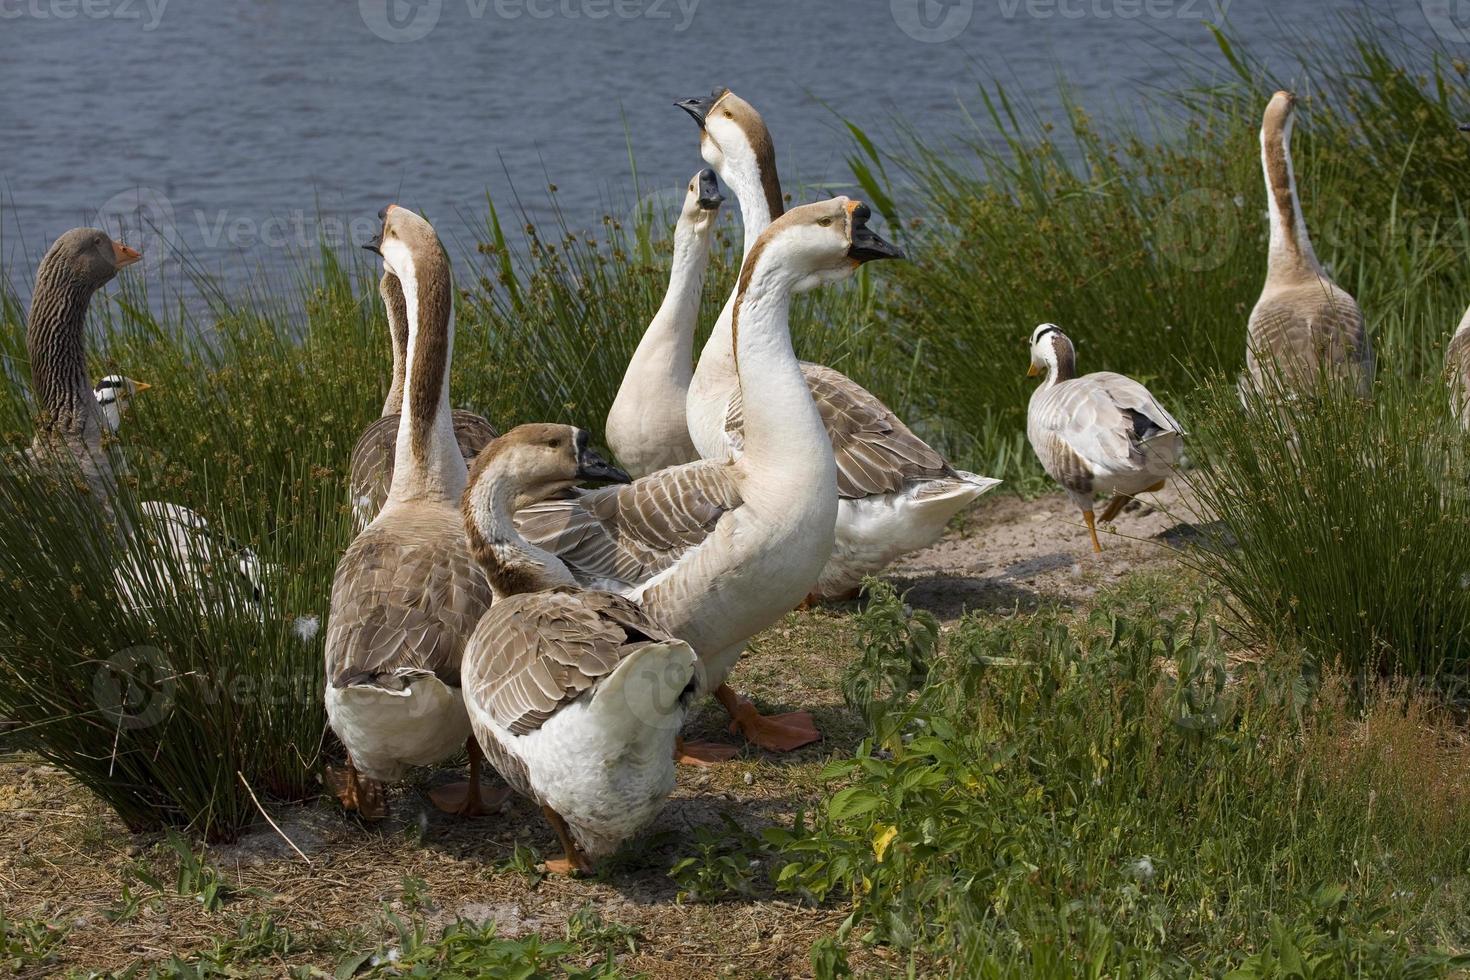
[1049,335,1076,383]
[27,263,101,442]
[381,272,408,417]
[1261,110,1322,282]
[405,254,453,467]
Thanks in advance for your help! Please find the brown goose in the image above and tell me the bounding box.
[672,88,999,601]
[349,269,498,531]
[324,205,502,820]
[460,424,696,875]
[1242,91,1373,402]
[518,199,905,762]
[1026,324,1184,553]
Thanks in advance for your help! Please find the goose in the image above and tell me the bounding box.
[1026,324,1184,553]
[1242,91,1373,403]
[673,88,999,601]
[518,198,906,761]
[349,269,499,531]
[1449,309,1470,427]
[460,423,697,874]
[604,169,723,478]
[24,229,266,610]
[324,205,503,820]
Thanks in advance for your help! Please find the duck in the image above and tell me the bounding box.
[1026,324,1184,553]
[349,268,499,531]
[460,423,697,874]
[24,229,267,611]
[673,88,999,601]
[324,205,504,820]
[604,169,723,478]
[518,198,906,762]
[1242,91,1373,403]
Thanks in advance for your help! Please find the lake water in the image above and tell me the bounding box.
[0,0,1434,311]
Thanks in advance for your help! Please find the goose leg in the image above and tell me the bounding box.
[675,736,740,766]
[1099,493,1130,524]
[717,683,821,753]
[1084,510,1102,553]
[326,756,387,821]
[429,738,510,818]
[541,805,594,876]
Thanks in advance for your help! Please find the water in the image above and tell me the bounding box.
[0,0,1432,312]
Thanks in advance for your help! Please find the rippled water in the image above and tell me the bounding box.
[0,0,1427,310]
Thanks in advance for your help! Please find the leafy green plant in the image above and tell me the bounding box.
[841,578,939,726]
[668,814,773,903]
[0,909,68,973]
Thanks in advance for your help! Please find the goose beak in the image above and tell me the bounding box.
[363,234,383,256]
[676,93,718,128]
[846,202,905,263]
[697,169,723,210]
[132,381,153,393]
[1027,363,1041,377]
[112,241,142,269]
[1459,122,1470,132]
[576,445,631,485]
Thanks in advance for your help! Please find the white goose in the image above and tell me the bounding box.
[1242,91,1373,402]
[323,205,502,820]
[518,198,906,760]
[604,169,723,478]
[460,424,697,874]
[25,229,266,612]
[672,88,999,600]
[1026,324,1184,553]
[349,269,499,531]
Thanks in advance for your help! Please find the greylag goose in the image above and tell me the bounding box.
[673,88,999,601]
[324,205,502,820]
[1026,324,1184,552]
[460,424,697,874]
[605,169,723,478]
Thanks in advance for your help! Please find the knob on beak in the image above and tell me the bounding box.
[846,203,905,263]
[575,432,631,485]
[696,169,724,211]
[675,89,724,128]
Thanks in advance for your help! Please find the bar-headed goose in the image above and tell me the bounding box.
[1026,324,1184,552]
[25,229,267,610]
[673,88,999,600]
[605,169,723,478]
[461,424,697,874]
[324,205,502,820]
[349,269,498,532]
[1242,91,1373,403]
[519,199,905,761]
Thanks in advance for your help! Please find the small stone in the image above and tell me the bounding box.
[742,772,754,786]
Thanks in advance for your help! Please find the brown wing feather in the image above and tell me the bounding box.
[325,506,492,688]
[515,459,741,587]
[1245,282,1372,396]
[463,589,670,736]
[349,411,499,523]
[725,362,953,499]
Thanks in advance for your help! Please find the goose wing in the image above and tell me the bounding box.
[724,362,952,498]
[1036,373,1181,478]
[515,458,742,589]
[324,518,491,689]
[464,589,668,736]
[1245,282,1372,393]
[349,411,499,528]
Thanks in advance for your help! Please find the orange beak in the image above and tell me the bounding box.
[1027,363,1041,377]
[132,382,153,393]
[113,241,142,269]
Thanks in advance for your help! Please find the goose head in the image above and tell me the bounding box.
[681,168,724,232]
[1262,90,1297,144]
[93,374,152,433]
[465,424,629,516]
[364,204,443,285]
[676,88,782,220]
[41,228,143,294]
[1027,323,1076,379]
[745,197,904,294]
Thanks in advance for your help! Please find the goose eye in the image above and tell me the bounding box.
[817,217,833,227]
[722,110,733,119]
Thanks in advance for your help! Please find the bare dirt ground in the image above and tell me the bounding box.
[0,489,1205,978]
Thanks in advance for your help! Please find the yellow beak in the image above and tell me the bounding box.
[1027,364,1041,377]
[133,382,153,393]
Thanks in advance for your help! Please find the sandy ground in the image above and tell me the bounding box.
[0,488,1207,977]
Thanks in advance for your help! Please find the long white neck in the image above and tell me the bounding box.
[688,144,783,457]
[1262,114,1324,284]
[729,255,835,511]
[464,472,577,600]
[388,257,466,504]
[606,216,713,471]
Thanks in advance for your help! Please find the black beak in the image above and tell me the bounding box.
[362,233,382,256]
[1459,123,1470,132]
[575,432,631,485]
[675,89,723,128]
[697,169,723,211]
[847,203,906,264]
